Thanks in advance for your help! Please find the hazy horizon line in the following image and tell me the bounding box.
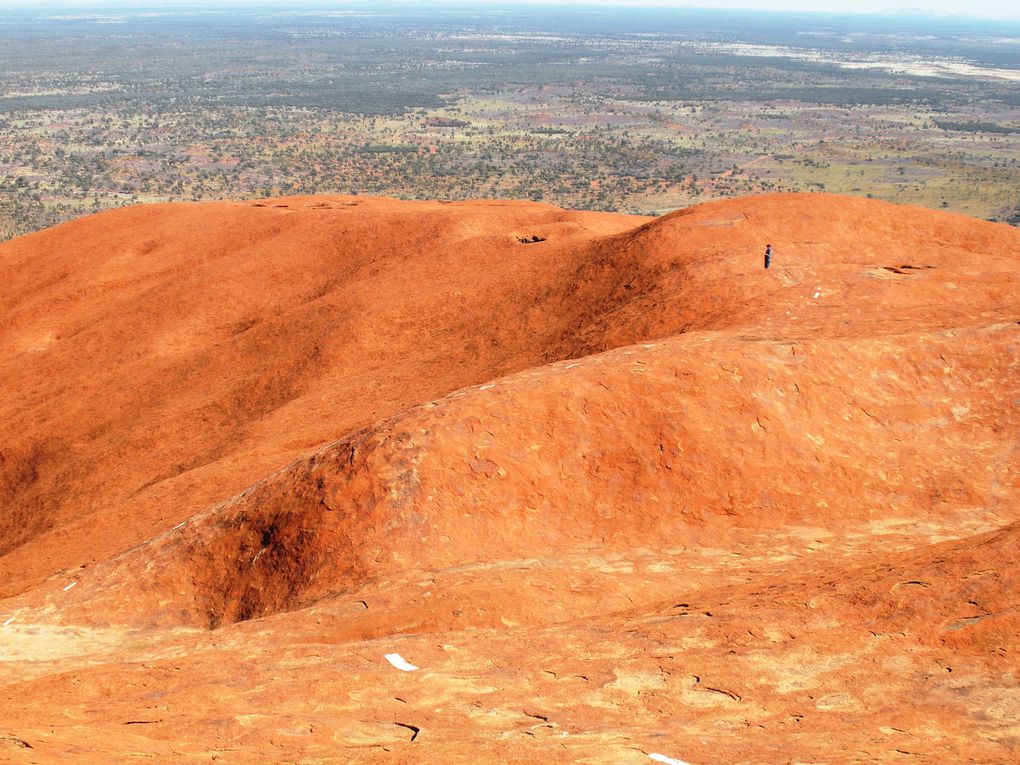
[0,2,1018,21]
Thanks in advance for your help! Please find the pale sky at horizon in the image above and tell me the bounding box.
[1,0,1018,20]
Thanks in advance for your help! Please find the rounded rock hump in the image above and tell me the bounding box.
[0,195,648,594]
[1,193,1019,763]
[1,192,1018,603]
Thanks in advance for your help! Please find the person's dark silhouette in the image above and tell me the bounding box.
[764,244,772,269]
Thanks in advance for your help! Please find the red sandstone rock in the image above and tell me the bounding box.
[1,193,1018,763]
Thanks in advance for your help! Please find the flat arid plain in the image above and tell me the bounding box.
[1,191,1018,763]
[2,6,1020,239]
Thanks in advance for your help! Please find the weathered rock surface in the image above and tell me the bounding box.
[1,193,1018,763]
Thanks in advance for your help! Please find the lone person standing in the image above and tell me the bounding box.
[764,243,773,269]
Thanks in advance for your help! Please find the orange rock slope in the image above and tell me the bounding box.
[1,193,1018,763]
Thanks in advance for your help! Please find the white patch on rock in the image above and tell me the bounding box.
[385,653,419,671]
[649,754,692,765]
